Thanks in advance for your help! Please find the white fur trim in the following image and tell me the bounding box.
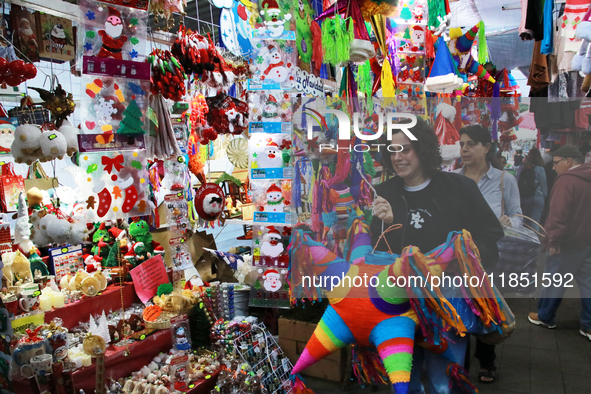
[425,74,464,93]
[439,143,461,162]
[349,39,376,63]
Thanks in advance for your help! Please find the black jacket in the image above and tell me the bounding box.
[370,171,504,270]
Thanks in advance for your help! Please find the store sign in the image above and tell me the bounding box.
[293,68,324,97]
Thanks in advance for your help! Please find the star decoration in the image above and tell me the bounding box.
[252,152,258,158]
[86,10,96,20]
[130,17,139,26]
[307,136,319,151]
[290,221,504,393]
[84,42,93,51]
[130,49,139,59]
[252,163,259,169]
[254,239,260,245]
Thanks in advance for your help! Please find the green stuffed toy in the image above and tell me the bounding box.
[128,219,154,254]
[293,0,314,64]
[91,223,113,258]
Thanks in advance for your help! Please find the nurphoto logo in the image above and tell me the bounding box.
[305,109,418,152]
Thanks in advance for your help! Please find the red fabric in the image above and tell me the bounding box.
[434,115,460,145]
[44,283,138,329]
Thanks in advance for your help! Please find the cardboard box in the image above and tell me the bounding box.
[278,318,346,382]
[278,337,345,382]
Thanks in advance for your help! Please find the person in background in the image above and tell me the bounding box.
[498,154,507,168]
[513,150,524,167]
[542,145,560,224]
[453,125,523,384]
[529,145,591,340]
[371,119,503,394]
[516,148,547,224]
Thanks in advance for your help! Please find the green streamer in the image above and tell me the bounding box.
[478,20,488,64]
[356,60,372,98]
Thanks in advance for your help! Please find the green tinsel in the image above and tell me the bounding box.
[478,21,489,65]
[428,0,446,30]
[188,304,212,349]
[356,61,373,98]
[363,151,376,178]
[322,15,354,65]
[157,283,173,296]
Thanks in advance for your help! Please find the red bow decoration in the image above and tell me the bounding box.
[280,139,292,150]
[407,56,417,65]
[22,326,43,343]
[102,154,125,174]
[282,227,292,237]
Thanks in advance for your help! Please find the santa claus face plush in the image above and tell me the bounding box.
[195,183,225,221]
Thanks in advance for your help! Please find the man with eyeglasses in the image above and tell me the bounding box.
[529,145,591,341]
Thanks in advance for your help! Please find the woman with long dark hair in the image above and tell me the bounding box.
[371,119,503,393]
[453,125,523,384]
[516,148,548,224]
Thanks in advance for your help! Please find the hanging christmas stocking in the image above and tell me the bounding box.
[93,181,112,218]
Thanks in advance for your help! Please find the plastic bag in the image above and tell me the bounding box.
[494,224,541,294]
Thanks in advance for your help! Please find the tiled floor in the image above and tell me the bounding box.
[304,255,591,393]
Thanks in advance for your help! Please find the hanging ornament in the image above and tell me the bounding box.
[194,181,225,221]
[447,24,495,83]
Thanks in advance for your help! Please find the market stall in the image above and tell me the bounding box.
[0,0,571,391]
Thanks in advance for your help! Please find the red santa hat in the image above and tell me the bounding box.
[267,226,280,236]
[83,254,94,265]
[98,223,106,230]
[108,227,124,240]
[267,44,278,53]
[266,138,279,148]
[267,95,278,104]
[266,184,282,194]
[263,269,280,279]
[107,7,122,22]
[413,25,424,32]
[260,0,280,13]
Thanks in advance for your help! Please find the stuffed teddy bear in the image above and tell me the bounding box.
[26,187,44,214]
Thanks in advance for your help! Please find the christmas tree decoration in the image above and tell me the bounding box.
[117,100,144,135]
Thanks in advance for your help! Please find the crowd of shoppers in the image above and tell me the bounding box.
[370,119,591,393]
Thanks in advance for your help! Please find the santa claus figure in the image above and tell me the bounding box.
[18,18,38,58]
[412,5,424,22]
[260,45,292,83]
[261,226,284,258]
[259,139,284,168]
[0,120,15,154]
[261,95,281,121]
[260,0,291,38]
[262,269,282,292]
[411,26,425,52]
[98,7,128,60]
[263,184,289,213]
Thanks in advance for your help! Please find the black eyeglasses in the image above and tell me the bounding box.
[552,158,567,167]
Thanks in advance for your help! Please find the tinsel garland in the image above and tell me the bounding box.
[356,61,373,98]
[478,21,488,65]
[322,15,354,65]
[428,0,447,30]
[381,57,396,98]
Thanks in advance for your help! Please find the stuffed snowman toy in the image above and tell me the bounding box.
[261,226,284,258]
[203,193,224,217]
[259,139,284,168]
[263,184,289,212]
[260,45,292,83]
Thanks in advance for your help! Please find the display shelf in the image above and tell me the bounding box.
[44,282,139,329]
